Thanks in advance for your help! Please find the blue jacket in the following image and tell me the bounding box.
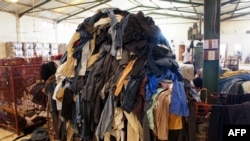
[219,73,250,94]
[146,68,189,117]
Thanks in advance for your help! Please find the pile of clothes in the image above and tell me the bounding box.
[45,8,193,141]
[219,70,250,95]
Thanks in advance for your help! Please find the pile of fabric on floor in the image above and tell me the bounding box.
[217,69,250,105]
[219,70,250,95]
[45,8,197,141]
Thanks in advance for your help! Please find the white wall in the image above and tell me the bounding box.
[0,12,17,58]
[0,11,78,58]
[20,16,56,43]
[20,16,77,45]
[0,11,250,62]
[221,20,250,61]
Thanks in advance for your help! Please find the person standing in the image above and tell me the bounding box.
[237,50,242,62]
[182,48,192,64]
[170,40,176,55]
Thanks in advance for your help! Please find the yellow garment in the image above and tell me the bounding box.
[87,31,97,68]
[104,107,125,141]
[66,121,75,141]
[220,69,250,79]
[168,113,183,130]
[104,131,125,141]
[241,81,250,94]
[114,59,136,96]
[89,32,96,55]
[55,64,66,84]
[94,14,124,27]
[124,111,143,141]
[87,53,100,68]
[58,32,80,77]
[56,87,65,101]
[153,89,171,140]
[87,27,106,68]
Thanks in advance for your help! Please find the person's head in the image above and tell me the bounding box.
[193,77,202,89]
[160,79,173,90]
[187,48,190,52]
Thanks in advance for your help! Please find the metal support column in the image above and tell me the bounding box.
[203,0,220,92]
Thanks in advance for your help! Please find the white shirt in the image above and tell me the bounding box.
[182,51,192,63]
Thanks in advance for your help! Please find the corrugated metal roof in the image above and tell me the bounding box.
[0,0,249,24]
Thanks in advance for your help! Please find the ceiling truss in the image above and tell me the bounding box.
[0,0,249,24]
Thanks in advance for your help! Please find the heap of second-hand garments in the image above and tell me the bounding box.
[47,8,191,141]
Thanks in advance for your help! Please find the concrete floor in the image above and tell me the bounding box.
[0,127,31,141]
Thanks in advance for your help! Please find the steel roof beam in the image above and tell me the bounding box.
[221,6,250,15]
[160,0,203,6]
[28,0,100,13]
[221,12,250,21]
[231,0,240,17]
[56,0,111,23]
[221,0,238,7]
[149,12,198,20]
[139,5,200,15]
[19,0,51,17]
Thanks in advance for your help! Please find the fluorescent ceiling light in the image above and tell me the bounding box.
[5,0,18,3]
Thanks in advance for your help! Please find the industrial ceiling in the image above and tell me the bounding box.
[0,0,250,25]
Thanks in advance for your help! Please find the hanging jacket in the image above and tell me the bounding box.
[153,88,172,140]
[95,94,115,140]
[146,68,189,117]
[114,59,137,96]
[124,111,143,141]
